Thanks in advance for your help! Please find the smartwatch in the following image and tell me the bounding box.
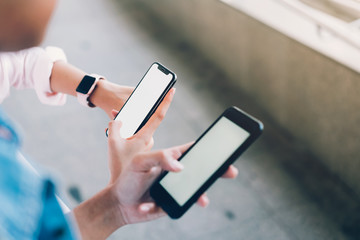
[76,74,104,107]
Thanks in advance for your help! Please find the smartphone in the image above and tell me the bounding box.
[107,62,176,138]
[150,106,263,219]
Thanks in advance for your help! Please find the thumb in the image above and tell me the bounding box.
[107,120,123,142]
[111,109,119,119]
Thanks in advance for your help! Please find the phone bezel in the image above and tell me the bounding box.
[150,106,263,219]
[106,62,177,137]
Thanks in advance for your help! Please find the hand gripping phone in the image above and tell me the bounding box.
[150,106,263,219]
[106,62,176,138]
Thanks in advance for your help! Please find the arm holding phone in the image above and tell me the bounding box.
[73,89,238,240]
[0,47,134,118]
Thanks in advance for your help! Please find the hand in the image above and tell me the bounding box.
[73,88,239,239]
[107,88,239,223]
[107,88,178,224]
[108,126,192,223]
[89,80,134,118]
[73,89,176,240]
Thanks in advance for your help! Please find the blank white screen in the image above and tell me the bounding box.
[160,117,250,206]
[114,64,173,138]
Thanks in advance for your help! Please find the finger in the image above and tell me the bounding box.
[135,142,193,172]
[221,165,238,179]
[167,141,194,160]
[107,120,124,143]
[174,141,195,154]
[135,88,175,143]
[197,193,209,208]
[132,149,184,173]
[111,109,119,119]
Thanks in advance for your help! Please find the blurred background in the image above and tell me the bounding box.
[3,0,360,239]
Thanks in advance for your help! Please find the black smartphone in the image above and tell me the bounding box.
[150,106,263,219]
[106,62,176,138]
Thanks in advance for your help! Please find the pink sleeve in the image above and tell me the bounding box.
[0,47,67,105]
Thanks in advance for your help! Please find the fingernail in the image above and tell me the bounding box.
[172,160,183,170]
[171,88,176,96]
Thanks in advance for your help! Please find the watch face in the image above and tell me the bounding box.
[76,75,96,94]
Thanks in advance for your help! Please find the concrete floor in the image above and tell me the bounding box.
[2,0,360,239]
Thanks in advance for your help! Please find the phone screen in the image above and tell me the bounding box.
[159,116,250,206]
[114,63,174,138]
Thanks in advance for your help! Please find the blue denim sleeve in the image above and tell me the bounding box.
[0,109,77,240]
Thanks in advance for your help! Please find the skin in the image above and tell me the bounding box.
[0,0,239,239]
[49,60,134,118]
[74,90,238,239]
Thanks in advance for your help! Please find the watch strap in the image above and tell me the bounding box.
[76,74,104,107]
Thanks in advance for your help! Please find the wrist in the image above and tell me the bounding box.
[89,80,134,118]
[73,186,125,240]
[87,79,110,110]
[76,74,105,108]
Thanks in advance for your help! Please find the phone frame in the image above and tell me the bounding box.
[150,106,263,219]
[106,62,176,137]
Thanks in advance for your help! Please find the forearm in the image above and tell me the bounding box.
[49,60,85,97]
[73,186,125,240]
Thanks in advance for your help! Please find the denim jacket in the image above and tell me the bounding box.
[0,109,76,240]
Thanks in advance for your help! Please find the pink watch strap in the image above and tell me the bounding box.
[76,74,104,107]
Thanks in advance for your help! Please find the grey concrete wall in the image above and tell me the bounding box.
[122,0,360,195]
